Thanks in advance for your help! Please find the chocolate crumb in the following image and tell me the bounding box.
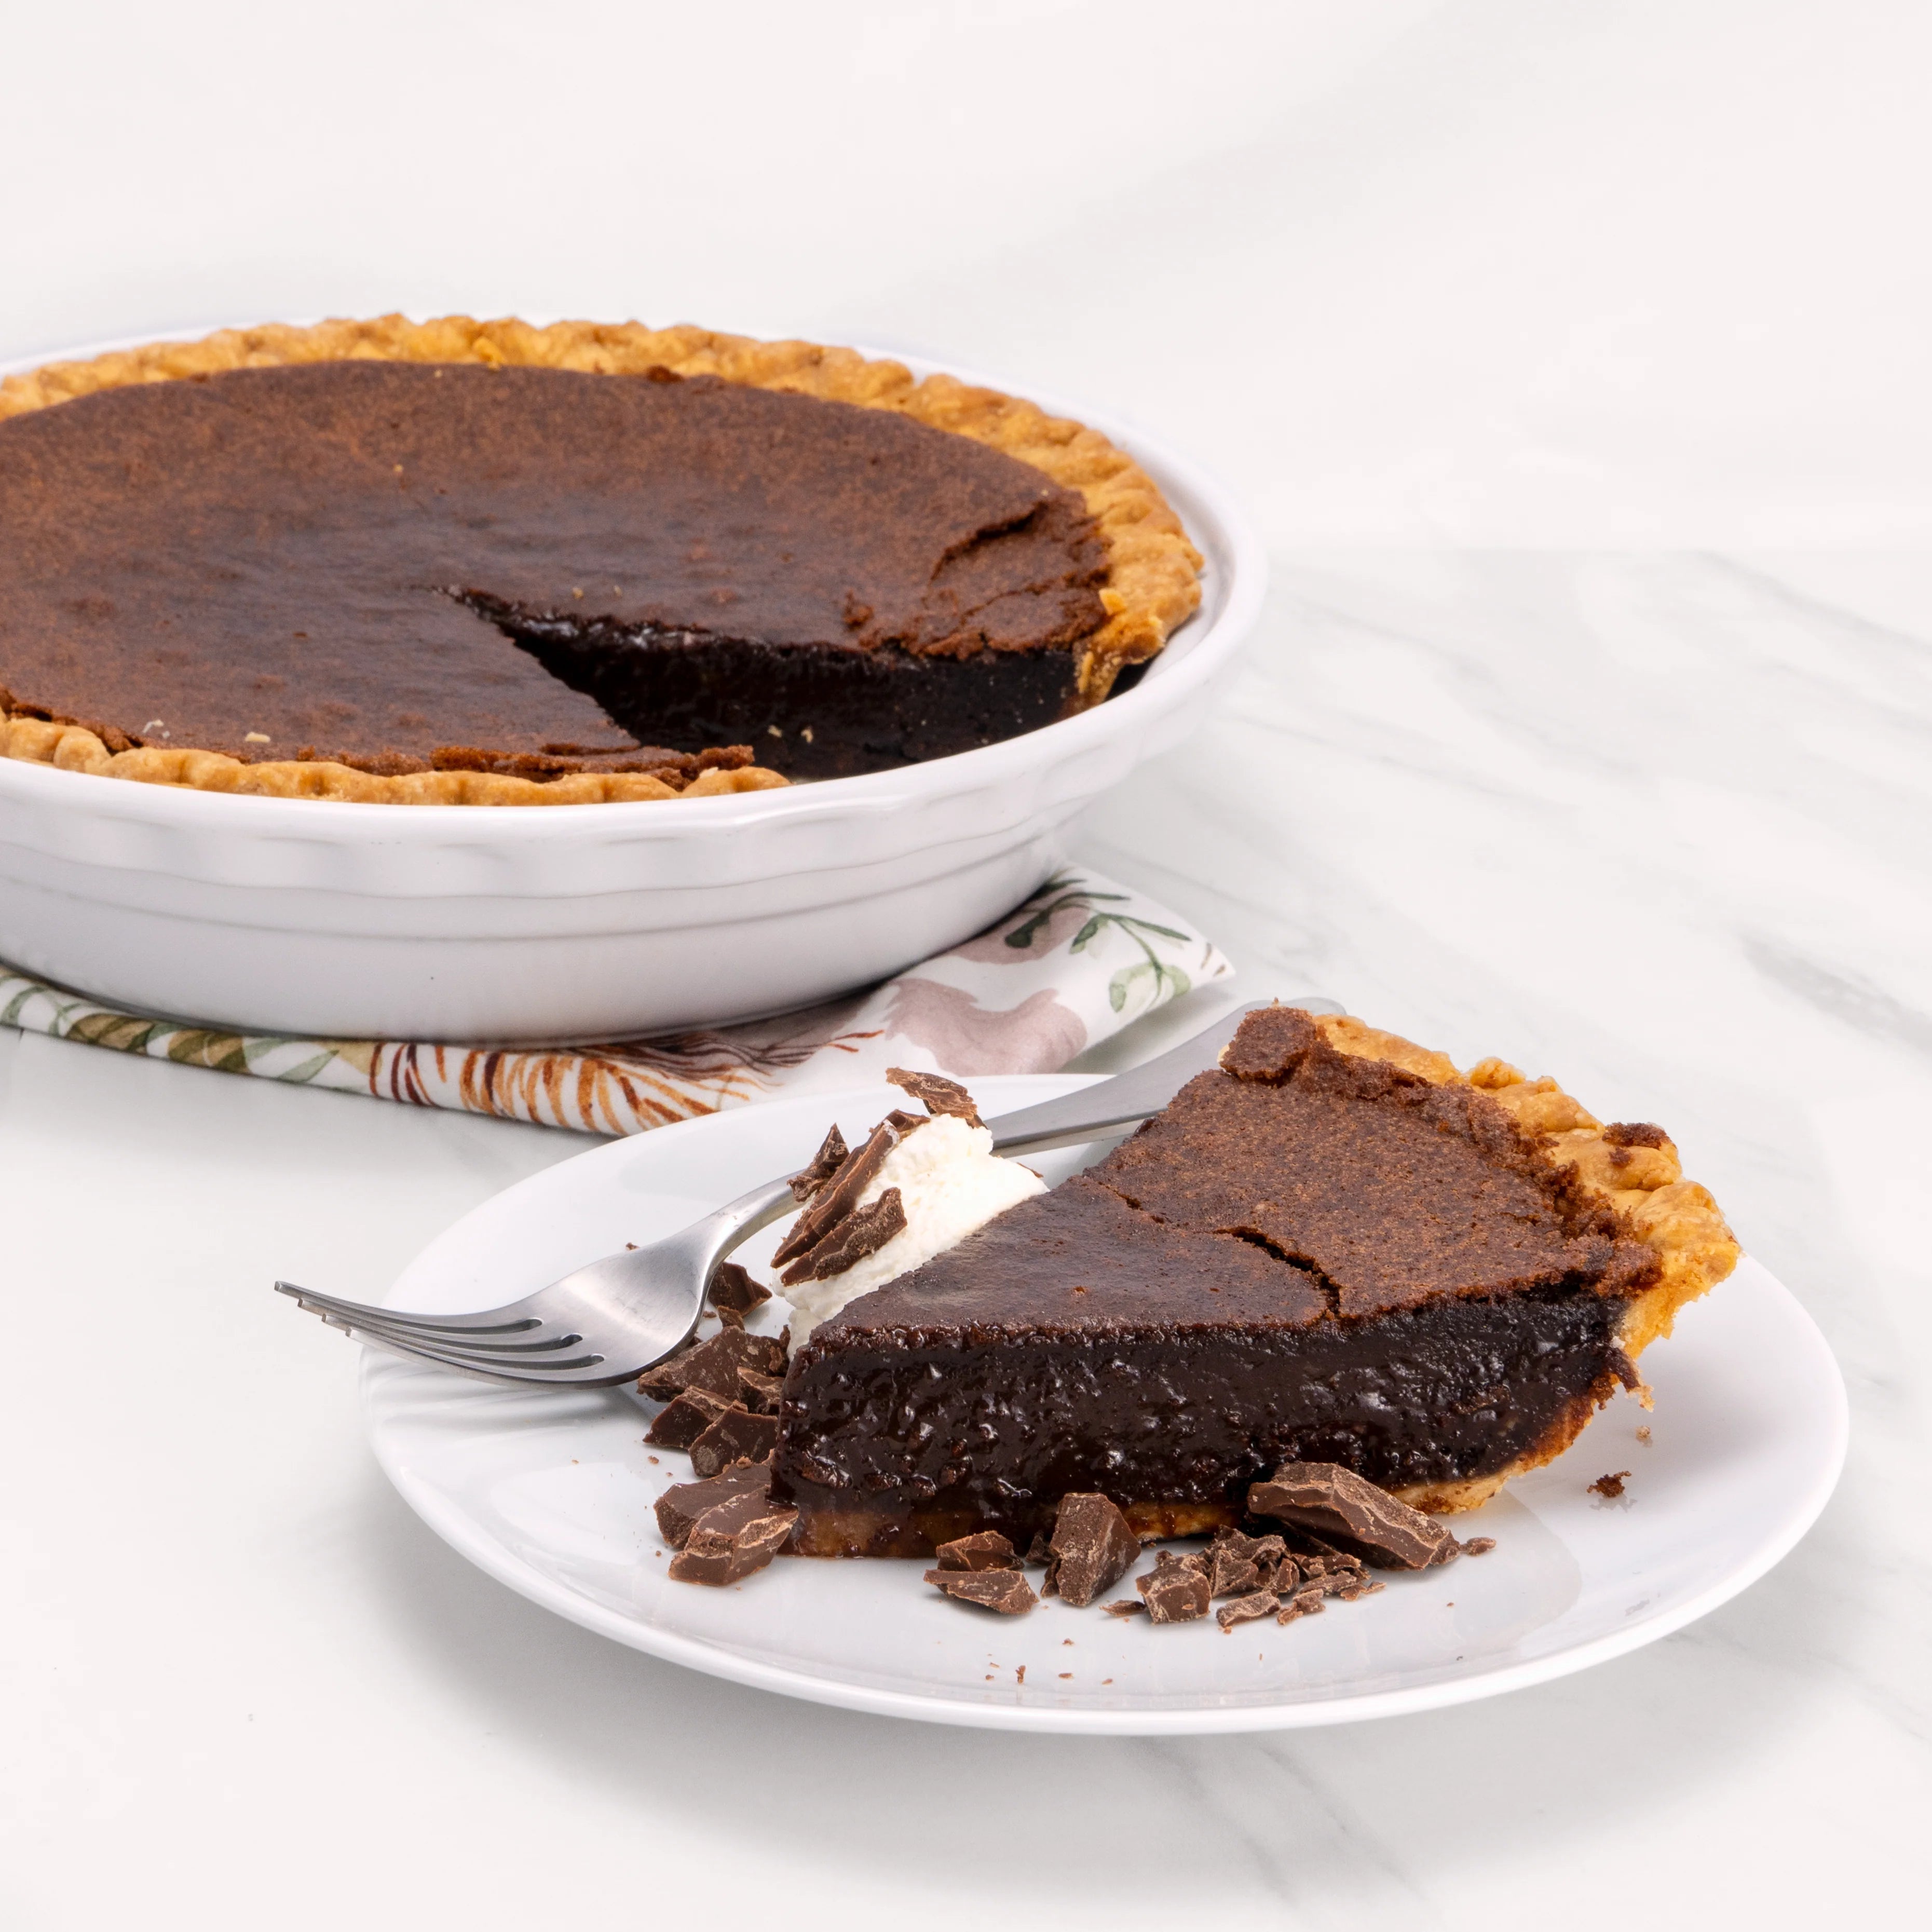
[1637,1426,1652,1445]
[1205,1528,1289,1599]
[1016,1665,1025,1683]
[923,1568,1037,1615]
[644,1384,734,1449]
[884,1066,984,1128]
[934,1531,1018,1573]
[1460,1536,1496,1556]
[668,1489,798,1586]
[1216,1589,1280,1632]
[787,1124,849,1202]
[1603,1121,1669,1149]
[1589,1471,1631,1499]
[1136,1551,1212,1624]
[1248,1462,1459,1570]
[1045,1493,1141,1608]
[690,1405,780,1477]
[1103,1600,1146,1618]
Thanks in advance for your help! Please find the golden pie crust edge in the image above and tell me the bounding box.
[0,315,1204,808]
[1294,1013,1741,1515]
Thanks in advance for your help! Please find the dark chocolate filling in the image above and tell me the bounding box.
[0,360,1109,779]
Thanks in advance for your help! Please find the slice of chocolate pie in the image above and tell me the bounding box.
[772,1006,1739,1556]
[0,316,1201,804]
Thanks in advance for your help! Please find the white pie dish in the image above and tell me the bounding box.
[0,335,1261,1043]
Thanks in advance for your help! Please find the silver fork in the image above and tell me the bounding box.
[276,997,1339,1387]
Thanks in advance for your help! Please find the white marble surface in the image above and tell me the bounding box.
[5,3,1930,1925]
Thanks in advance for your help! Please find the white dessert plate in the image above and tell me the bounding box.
[361,1076,1848,1735]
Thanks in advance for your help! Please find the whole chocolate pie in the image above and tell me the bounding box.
[771,1007,1740,1557]
[0,317,1201,805]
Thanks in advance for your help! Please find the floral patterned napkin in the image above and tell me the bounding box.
[0,870,1230,1136]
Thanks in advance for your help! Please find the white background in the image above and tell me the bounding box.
[3,3,1927,1927]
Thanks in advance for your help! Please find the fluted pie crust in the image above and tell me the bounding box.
[0,316,1202,807]
[1306,1015,1741,1512]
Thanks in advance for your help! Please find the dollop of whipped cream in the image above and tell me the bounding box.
[782,1113,1045,1340]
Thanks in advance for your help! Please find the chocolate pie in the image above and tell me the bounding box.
[0,316,1201,804]
[772,1006,1740,1556]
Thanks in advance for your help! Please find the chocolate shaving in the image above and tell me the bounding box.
[1276,1584,1328,1624]
[655,1460,770,1549]
[709,1260,772,1315]
[1135,1552,1212,1624]
[1589,1471,1631,1499]
[885,1067,984,1128]
[787,1124,850,1203]
[1103,1599,1146,1618]
[780,1187,908,1287]
[643,1385,734,1449]
[668,1489,798,1586]
[771,1118,909,1269]
[690,1405,780,1477]
[1216,1589,1280,1632]
[924,1568,1037,1615]
[1248,1462,1460,1570]
[1045,1493,1141,1608]
[934,1531,1017,1572]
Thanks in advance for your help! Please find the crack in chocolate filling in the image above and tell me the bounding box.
[771,1017,1663,1556]
[0,360,1109,779]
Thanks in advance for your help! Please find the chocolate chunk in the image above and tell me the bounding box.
[1217,1004,1321,1082]
[668,1489,799,1585]
[652,1327,787,1402]
[1206,1528,1289,1599]
[924,1568,1037,1615]
[709,1260,772,1315]
[1460,1536,1496,1556]
[713,1304,745,1330]
[644,1384,734,1449]
[655,1460,770,1549]
[1589,1471,1630,1499]
[788,1125,851,1203]
[1023,1530,1056,1569]
[1248,1462,1460,1570]
[771,1117,913,1269]
[780,1187,907,1287]
[885,1067,984,1128]
[1305,1567,1380,1601]
[934,1531,1017,1572]
[1045,1493,1142,1608]
[1136,1551,1212,1624]
[735,1365,784,1414]
[1276,1584,1329,1625]
[1103,1599,1146,1618]
[1216,1589,1280,1632]
[636,1338,699,1402]
[690,1405,781,1477]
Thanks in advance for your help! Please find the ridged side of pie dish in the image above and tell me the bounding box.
[0,316,1203,807]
